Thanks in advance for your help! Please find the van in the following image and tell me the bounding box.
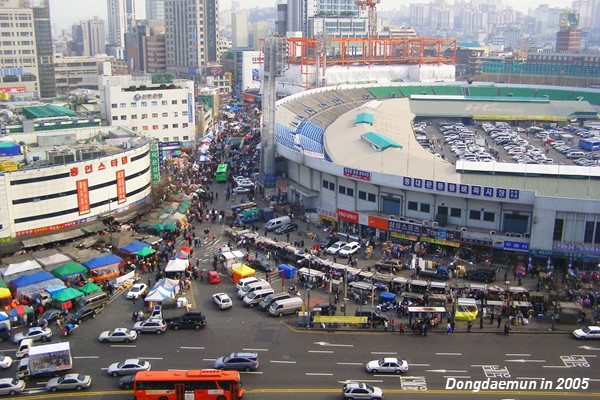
[265,216,291,231]
[567,151,585,159]
[76,291,109,310]
[237,280,271,299]
[258,292,291,311]
[236,276,260,291]
[268,297,304,317]
[16,338,33,359]
[243,288,275,307]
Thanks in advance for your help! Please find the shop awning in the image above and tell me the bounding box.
[81,221,107,234]
[313,316,368,324]
[113,210,138,223]
[21,229,85,248]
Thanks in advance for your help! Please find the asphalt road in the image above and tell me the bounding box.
[1,274,599,400]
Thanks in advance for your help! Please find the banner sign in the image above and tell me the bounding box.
[116,170,127,203]
[343,167,371,181]
[150,142,160,182]
[76,179,90,215]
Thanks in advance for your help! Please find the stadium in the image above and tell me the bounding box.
[272,82,600,267]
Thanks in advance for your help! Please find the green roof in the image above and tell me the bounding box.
[23,104,77,119]
[355,113,374,125]
[361,132,402,151]
[400,86,434,96]
[367,87,403,98]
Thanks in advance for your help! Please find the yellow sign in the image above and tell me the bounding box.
[313,316,368,324]
[0,237,11,243]
[420,236,460,247]
[391,232,418,241]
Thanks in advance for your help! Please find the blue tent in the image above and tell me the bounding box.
[9,271,55,288]
[278,264,296,279]
[378,291,396,304]
[83,254,123,270]
[120,241,150,254]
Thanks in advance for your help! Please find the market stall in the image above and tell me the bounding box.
[9,271,65,298]
[232,264,255,284]
[82,254,123,282]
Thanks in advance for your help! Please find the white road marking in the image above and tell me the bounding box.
[180,346,205,350]
[444,375,471,379]
[35,382,48,385]
[435,352,462,356]
[270,360,296,364]
[243,348,268,352]
[371,351,397,355]
[306,372,333,376]
[240,371,263,374]
[111,345,136,348]
[203,358,217,361]
[578,346,600,351]
[314,341,353,347]
[138,357,164,360]
[74,356,99,359]
[506,353,531,356]
[24,390,46,394]
[427,369,467,373]
[505,359,546,363]
[309,350,334,354]
[100,368,108,370]
[542,366,570,368]
[409,364,430,367]
[338,379,383,384]
[0,349,16,352]
[337,362,362,366]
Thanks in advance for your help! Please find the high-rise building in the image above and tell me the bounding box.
[164,0,220,81]
[252,21,268,51]
[32,0,56,98]
[82,18,106,56]
[145,32,166,73]
[107,0,137,49]
[231,12,248,48]
[145,0,165,25]
[556,12,581,52]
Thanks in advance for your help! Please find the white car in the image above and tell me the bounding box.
[126,283,147,300]
[0,356,12,369]
[12,327,53,344]
[338,241,360,258]
[342,382,383,399]
[133,319,167,334]
[212,293,233,310]
[107,359,151,377]
[98,328,138,343]
[573,326,600,340]
[45,373,92,391]
[0,378,25,396]
[238,180,255,188]
[326,241,347,255]
[365,357,409,374]
[236,276,260,291]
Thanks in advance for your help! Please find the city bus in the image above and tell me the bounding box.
[133,369,244,400]
[215,164,229,182]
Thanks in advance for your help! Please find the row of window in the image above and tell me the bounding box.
[1,31,32,37]
[408,201,496,222]
[2,49,32,55]
[127,123,189,131]
[112,99,186,108]
[322,179,377,202]
[554,218,600,244]
[111,111,187,120]
[0,14,31,21]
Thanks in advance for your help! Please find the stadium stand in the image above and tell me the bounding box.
[275,123,299,152]
[277,106,301,130]
[535,89,571,100]
[283,101,313,119]
[498,87,536,97]
[298,121,325,143]
[432,85,464,95]
[399,86,434,96]
[367,87,403,99]
[467,86,498,97]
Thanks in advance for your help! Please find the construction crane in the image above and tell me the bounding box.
[356,0,380,39]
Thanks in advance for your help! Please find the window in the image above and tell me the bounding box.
[151,101,158,106]
[483,212,495,222]
[469,210,481,220]
[437,206,448,216]
[111,103,117,108]
[152,113,158,118]
[182,99,187,104]
[183,123,188,128]
[141,114,147,119]
[329,182,335,191]
[141,102,147,106]
[173,112,179,117]
[323,179,329,189]
[131,115,137,119]
[367,193,376,202]
[112,116,118,121]
[172,100,177,105]
[347,188,354,197]
[595,222,600,245]
[553,218,564,241]
[142,126,148,131]
[162,124,168,129]
[358,191,367,200]
[130,102,137,107]
[420,203,430,213]
[153,125,159,130]
[183,136,189,140]
[182,111,188,116]
[162,100,168,105]
[162,112,168,117]
[584,221,594,243]
[408,201,418,211]
[173,124,179,128]
[120,115,127,120]
[119,103,126,108]
[338,185,346,195]
[450,208,462,218]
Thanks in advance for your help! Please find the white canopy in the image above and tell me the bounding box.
[144,286,174,302]
[165,258,188,273]
[35,253,71,269]
[2,260,43,280]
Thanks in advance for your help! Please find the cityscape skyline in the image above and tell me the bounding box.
[48,0,576,31]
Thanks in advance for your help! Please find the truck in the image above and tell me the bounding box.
[17,342,72,381]
[417,265,452,281]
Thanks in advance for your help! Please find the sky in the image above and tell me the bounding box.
[49,0,574,31]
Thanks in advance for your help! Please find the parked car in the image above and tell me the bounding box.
[169,312,207,330]
[366,357,409,374]
[70,307,96,324]
[338,241,360,257]
[274,223,298,234]
[0,378,25,396]
[464,269,496,283]
[319,235,339,249]
[373,259,403,271]
[126,283,147,300]
[98,328,138,343]
[250,259,274,273]
[212,293,233,310]
[342,382,383,399]
[235,187,251,194]
[208,271,221,284]
[12,327,52,344]
[133,318,167,334]
[119,375,135,389]
[45,373,92,391]
[573,326,600,340]
[326,241,347,255]
[214,352,259,371]
[0,356,12,369]
[41,309,66,323]
[107,359,151,376]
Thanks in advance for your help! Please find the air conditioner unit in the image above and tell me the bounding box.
[408,219,415,223]
[389,215,398,220]
[515,233,523,238]
[461,227,468,232]
[489,231,496,235]
[398,216,406,221]
[431,222,439,227]
[524,233,530,238]
[422,220,431,226]
[507,232,515,237]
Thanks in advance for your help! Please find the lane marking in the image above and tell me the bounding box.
[306,372,333,376]
[243,348,268,352]
[100,368,108,370]
[542,366,570,368]
[436,352,461,356]
[180,346,205,350]
[314,341,353,347]
[138,357,164,360]
[506,353,531,356]
[409,363,430,367]
[371,351,397,355]
[203,358,217,361]
[0,349,16,352]
[74,356,99,359]
[427,369,467,373]
[444,375,471,379]
[240,371,263,374]
[309,350,334,354]
[337,362,362,366]
[110,345,136,348]
[270,360,296,364]
[505,359,546,363]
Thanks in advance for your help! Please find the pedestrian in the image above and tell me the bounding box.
[450,320,456,333]
[56,319,63,333]
[391,318,396,332]
[503,322,510,336]
[490,312,495,325]
[467,320,473,333]
[132,294,137,304]
[399,322,405,335]
[384,320,388,332]
[446,323,452,334]
[497,314,503,329]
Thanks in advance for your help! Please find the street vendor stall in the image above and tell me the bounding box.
[232,264,255,284]
[82,254,123,282]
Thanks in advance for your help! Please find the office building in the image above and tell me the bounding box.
[252,21,268,51]
[145,0,165,25]
[82,18,106,57]
[32,0,56,98]
[231,12,248,49]
[107,0,137,49]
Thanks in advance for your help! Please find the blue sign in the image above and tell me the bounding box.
[388,220,421,235]
[343,167,371,181]
[423,227,461,240]
[504,241,529,252]
[400,175,520,200]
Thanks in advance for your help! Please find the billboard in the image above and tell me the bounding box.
[150,142,160,182]
[205,0,218,62]
[116,170,127,203]
[559,13,579,29]
[242,51,261,91]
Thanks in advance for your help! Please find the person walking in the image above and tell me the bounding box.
[398,322,405,335]
[497,314,503,329]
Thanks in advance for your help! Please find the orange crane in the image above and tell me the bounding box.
[356,0,381,39]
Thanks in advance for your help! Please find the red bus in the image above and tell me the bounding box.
[133,369,245,400]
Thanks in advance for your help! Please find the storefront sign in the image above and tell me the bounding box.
[553,242,600,255]
[0,237,12,243]
[368,216,388,231]
[318,208,337,221]
[69,156,128,177]
[402,177,520,200]
[76,179,90,215]
[390,231,418,241]
[150,142,160,182]
[503,240,529,252]
[422,226,461,241]
[420,236,461,247]
[531,249,599,259]
[116,170,127,203]
[343,167,371,181]
[388,220,422,235]
[338,208,359,224]
[461,237,493,246]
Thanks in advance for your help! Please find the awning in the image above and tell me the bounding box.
[81,220,107,234]
[21,229,85,248]
[113,210,138,223]
[285,179,319,198]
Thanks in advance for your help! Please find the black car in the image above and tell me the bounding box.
[250,259,274,273]
[70,307,96,324]
[119,375,135,390]
[41,309,66,323]
[274,223,298,234]
[464,269,496,283]
[319,236,339,250]
[310,302,337,316]
[169,312,207,330]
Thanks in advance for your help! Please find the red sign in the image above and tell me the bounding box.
[116,170,127,203]
[337,208,359,224]
[69,156,128,177]
[368,216,388,231]
[0,87,26,93]
[76,179,90,215]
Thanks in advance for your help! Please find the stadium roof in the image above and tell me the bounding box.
[355,113,374,125]
[361,132,402,151]
[23,104,77,120]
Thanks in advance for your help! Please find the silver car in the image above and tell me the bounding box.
[133,318,167,334]
[45,373,92,391]
[98,328,138,343]
[0,378,25,396]
[12,327,52,344]
[107,359,151,377]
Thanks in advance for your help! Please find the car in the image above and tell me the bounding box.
[45,373,92,392]
[236,276,260,291]
[338,241,360,257]
[235,186,251,194]
[169,312,207,330]
[464,269,496,283]
[107,359,151,377]
[208,271,221,284]
[318,235,339,249]
[41,309,65,323]
[133,318,167,334]
[250,259,274,273]
[214,352,259,371]
[0,356,12,369]
[373,259,403,271]
[126,283,147,300]
[274,223,298,234]
[573,326,600,340]
[0,378,25,396]
[12,326,52,344]
[342,382,383,399]
[326,241,347,255]
[119,375,135,389]
[365,357,409,374]
[70,307,96,324]
[212,293,233,310]
[238,180,255,188]
[98,328,138,343]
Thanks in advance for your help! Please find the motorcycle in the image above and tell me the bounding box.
[288,284,299,295]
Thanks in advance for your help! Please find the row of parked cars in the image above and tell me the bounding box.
[482,123,554,165]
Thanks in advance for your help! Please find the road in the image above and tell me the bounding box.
[1,273,599,399]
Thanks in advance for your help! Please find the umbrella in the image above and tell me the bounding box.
[78,282,102,295]
[179,246,192,254]
[151,224,165,231]
[164,222,177,231]
[8,305,34,317]
[137,221,151,228]
[135,247,156,257]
